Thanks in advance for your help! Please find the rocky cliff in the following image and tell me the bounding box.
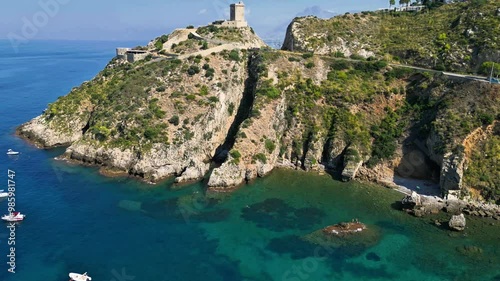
[17,16,500,203]
[282,1,500,73]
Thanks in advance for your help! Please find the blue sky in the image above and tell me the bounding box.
[0,0,390,42]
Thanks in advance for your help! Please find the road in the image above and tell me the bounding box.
[388,63,490,82]
[144,44,495,84]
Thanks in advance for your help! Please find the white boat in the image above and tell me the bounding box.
[1,212,26,222]
[69,272,92,281]
[0,190,8,198]
[6,149,19,155]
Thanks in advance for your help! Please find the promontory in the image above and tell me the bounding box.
[18,1,499,205]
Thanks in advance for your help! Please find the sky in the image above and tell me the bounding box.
[0,0,391,43]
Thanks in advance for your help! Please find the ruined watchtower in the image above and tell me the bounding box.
[230,2,245,23]
[220,2,247,28]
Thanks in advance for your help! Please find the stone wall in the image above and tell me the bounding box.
[116,48,131,60]
[126,51,148,63]
[220,20,248,28]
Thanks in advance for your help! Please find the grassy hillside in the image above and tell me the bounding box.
[283,0,500,73]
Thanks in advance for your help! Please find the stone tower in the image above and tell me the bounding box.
[230,1,245,23]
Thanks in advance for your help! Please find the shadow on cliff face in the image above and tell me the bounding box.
[394,73,443,195]
[212,51,260,164]
[395,145,441,196]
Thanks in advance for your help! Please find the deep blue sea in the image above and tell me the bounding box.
[0,40,499,281]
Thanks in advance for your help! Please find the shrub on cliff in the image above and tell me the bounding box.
[265,139,276,153]
[169,115,180,126]
[253,153,267,164]
[229,49,240,62]
[187,65,200,76]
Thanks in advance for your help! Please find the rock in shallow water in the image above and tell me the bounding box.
[303,221,380,250]
[456,245,483,257]
[322,221,367,236]
[448,213,466,231]
[401,191,422,208]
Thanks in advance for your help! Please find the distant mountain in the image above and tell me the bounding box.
[295,5,338,18]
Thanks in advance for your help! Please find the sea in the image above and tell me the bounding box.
[0,40,499,281]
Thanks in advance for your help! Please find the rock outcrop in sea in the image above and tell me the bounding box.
[448,213,466,231]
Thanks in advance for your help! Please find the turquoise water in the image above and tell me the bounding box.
[0,40,499,281]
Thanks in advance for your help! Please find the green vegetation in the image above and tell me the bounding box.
[199,85,209,96]
[253,153,267,164]
[302,53,314,59]
[228,103,235,115]
[368,107,406,166]
[288,1,500,72]
[265,139,276,153]
[169,115,180,126]
[154,35,169,51]
[196,25,245,42]
[464,132,500,204]
[305,62,315,69]
[228,49,240,62]
[230,149,242,164]
[43,57,195,148]
[187,65,201,76]
[256,79,281,99]
[480,61,500,76]
[39,25,499,204]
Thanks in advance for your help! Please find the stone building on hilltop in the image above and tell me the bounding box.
[219,1,248,28]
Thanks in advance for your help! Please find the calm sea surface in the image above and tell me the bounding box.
[0,40,499,281]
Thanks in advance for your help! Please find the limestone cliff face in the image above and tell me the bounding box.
[282,2,500,72]
[18,117,79,148]
[18,26,251,183]
[439,153,465,193]
[282,16,374,58]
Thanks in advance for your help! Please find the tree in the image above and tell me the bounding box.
[399,0,410,7]
[390,0,395,8]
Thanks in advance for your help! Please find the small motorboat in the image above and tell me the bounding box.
[0,190,8,198]
[69,272,92,281]
[6,149,19,155]
[1,212,26,222]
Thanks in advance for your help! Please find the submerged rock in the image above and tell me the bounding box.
[456,245,483,257]
[366,252,381,262]
[322,221,367,236]
[448,213,466,231]
[241,198,325,232]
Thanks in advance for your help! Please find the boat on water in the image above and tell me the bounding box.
[6,149,19,155]
[0,190,9,198]
[69,272,92,281]
[1,212,26,222]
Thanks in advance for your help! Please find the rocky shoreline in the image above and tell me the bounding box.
[400,191,500,220]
